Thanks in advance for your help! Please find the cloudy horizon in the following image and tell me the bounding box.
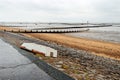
[0,0,120,23]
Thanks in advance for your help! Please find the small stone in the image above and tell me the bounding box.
[39,57,42,60]
[55,65,62,68]
[96,74,104,80]
[88,74,94,77]
[79,71,85,74]
[57,61,63,65]
[58,68,64,71]
[86,67,90,70]
[70,66,75,69]
[90,69,96,74]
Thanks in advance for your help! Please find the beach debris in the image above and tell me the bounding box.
[20,43,57,57]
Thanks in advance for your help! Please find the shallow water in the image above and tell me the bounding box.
[64,26,120,43]
[89,26,120,32]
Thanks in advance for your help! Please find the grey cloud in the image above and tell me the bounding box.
[0,0,120,22]
[94,0,120,13]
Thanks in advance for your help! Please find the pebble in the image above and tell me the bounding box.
[90,69,96,74]
[55,64,62,68]
[57,61,63,65]
[58,68,65,71]
[95,74,105,80]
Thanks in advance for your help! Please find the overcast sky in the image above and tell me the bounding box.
[0,0,120,23]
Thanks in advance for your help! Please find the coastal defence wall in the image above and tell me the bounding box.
[1,23,112,33]
[3,28,89,33]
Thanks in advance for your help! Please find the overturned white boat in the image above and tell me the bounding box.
[20,43,57,58]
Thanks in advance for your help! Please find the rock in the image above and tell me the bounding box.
[57,61,63,65]
[95,74,104,80]
[58,68,64,71]
[88,74,94,77]
[70,66,76,69]
[55,64,62,68]
[86,67,90,70]
[90,69,96,74]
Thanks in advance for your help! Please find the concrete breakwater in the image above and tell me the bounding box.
[0,23,111,33]
[3,28,89,33]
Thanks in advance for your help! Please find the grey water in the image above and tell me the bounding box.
[64,26,120,43]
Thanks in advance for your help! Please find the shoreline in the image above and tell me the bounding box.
[0,31,120,79]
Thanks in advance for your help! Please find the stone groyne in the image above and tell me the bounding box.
[3,28,89,33]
